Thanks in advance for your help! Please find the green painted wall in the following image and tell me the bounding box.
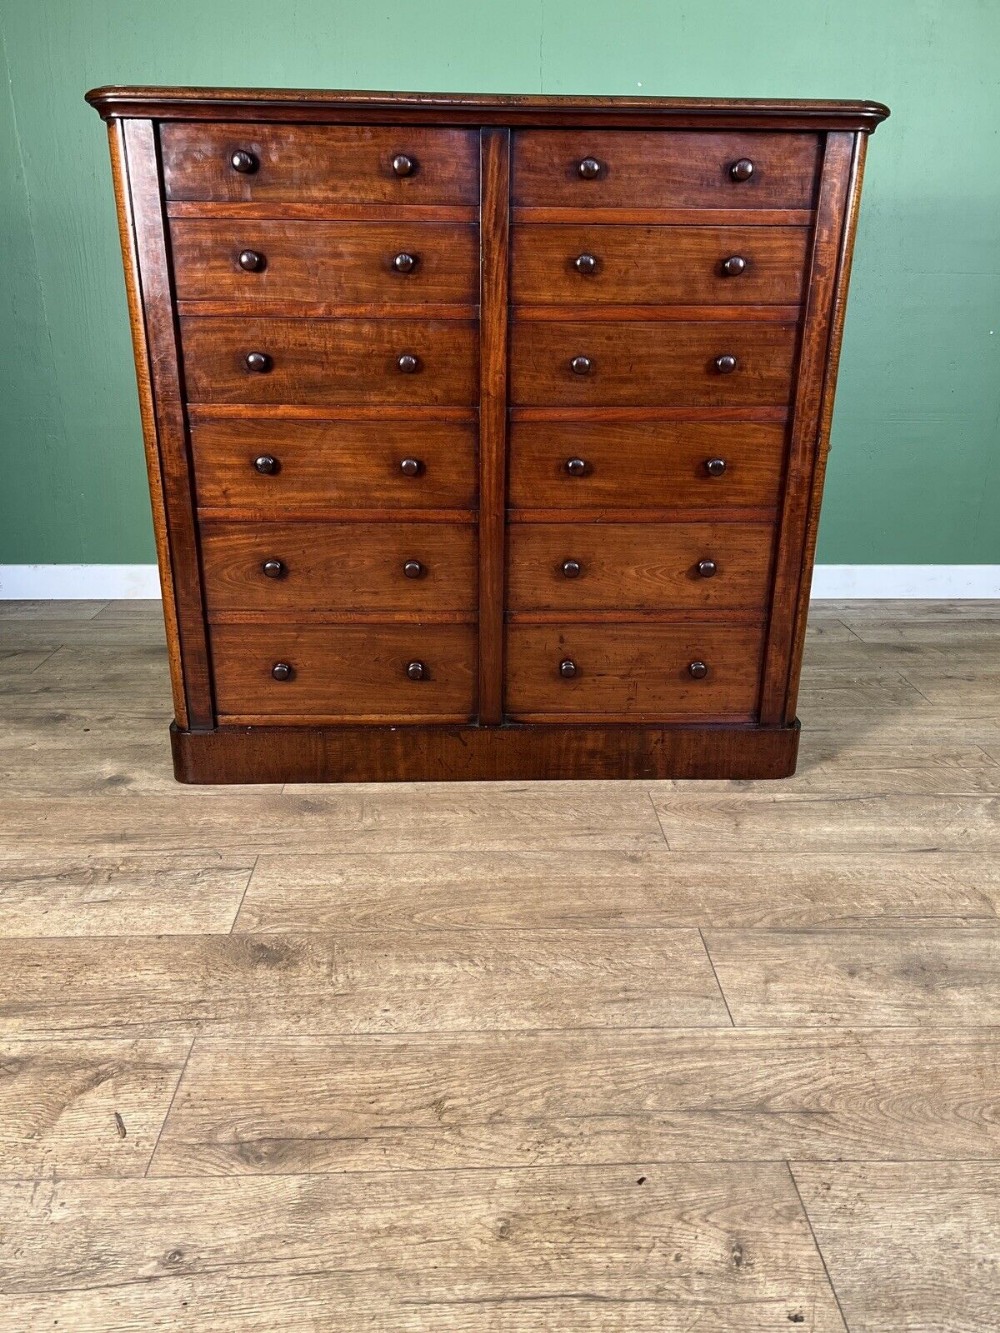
[1,0,997,565]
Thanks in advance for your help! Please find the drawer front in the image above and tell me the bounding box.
[171,220,478,306]
[211,624,476,722]
[192,419,477,512]
[509,420,785,512]
[180,317,478,406]
[506,623,763,720]
[508,522,774,613]
[511,225,809,305]
[201,521,476,614]
[161,123,479,205]
[511,321,797,407]
[513,131,820,210]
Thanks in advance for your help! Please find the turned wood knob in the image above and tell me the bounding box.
[406,660,426,680]
[245,351,272,373]
[577,157,601,179]
[261,559,285,579]
[705,458,727,477]
[570,355,593,376]
[721,255,747,277]
[397,353,420,373]
[271,662,292,681]
[565,458,587,476]
[688,660,709,679]
[402,559,424,579]
[697,559,718,578]
[714,354,738,374]
[399,458,423,476]
[392,153,416,177]
[253,455,278,475]
[559,659,578,678]
[574,253,598,274]
[230,149,258,174]
[392,252,418,273]
[730,158,754,182]
[238,249,266,272]
[561,559,582,578]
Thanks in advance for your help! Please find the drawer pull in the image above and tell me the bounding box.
[392,153,417,177]
[721,255,747,277]
[565,458,588,476]
[577,157,602,179]
[729,158,754,182]
[392,252,418,273]
[697,559,718,579]
[714,354,738,374]
[688,660,709,679]
[402,559,425,579]
[271,662,293,682]
[574,253,598,275]
[559,659,578,679]
[262,559,285,579]
[245,351,272,373]
[238,249,266,272]
[570,355,593,376]
[406,660,426,681]
[560,559,583,579]
[230,149,258,174]
[253,455,279,475]
[396,353,420,373]
[704,458,727,477]
[399,457,423,477]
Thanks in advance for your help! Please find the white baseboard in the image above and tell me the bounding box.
[0,563,998,601]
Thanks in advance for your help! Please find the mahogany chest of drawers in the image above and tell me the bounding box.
[87,87,887,783]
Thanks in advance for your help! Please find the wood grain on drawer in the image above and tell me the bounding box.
[192,418,477,512]
[509,420,785,511]
[513,131,820,210]
[180,317,478,406]
[511,321,797,407]
[211,623,476,723]
[512,225,809,305]
[170,219,478,306]
[161,123,479,205]
[506,623,763,720]
[201,521,476,614]
[508,522,774,613]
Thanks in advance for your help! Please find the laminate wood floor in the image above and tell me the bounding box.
[0,598,998,1331]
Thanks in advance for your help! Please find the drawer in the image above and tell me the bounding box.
[170,220,478,306]
[511,225,809,305]
[180,317,478,406]
[161,123,479,206]
[506,623,763,720]
[509,420,785,511]
[192,419,477,512]
[513,131,819,211]
[511,321,797,407]
[201,521,476,614]
[508,522,774,613]
[211,623,476,723]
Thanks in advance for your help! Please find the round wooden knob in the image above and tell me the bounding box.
[565,458,587,476]
[570,355,593,376]
[578,157,601,179]
[574,253,598,275]
[392,154,416,177]
[253,455,278,475]
[721,255,747,277]
[230,149,258,174]
[245,351,272,373]
[705,458,727,477]
[730,158,754,182]
[697,559,718,579]
[688,661,709,679]
[392,252,418,273]
[397,353,420,373]
[559,659,578,678]
[261,559,285,579]
[714,354,738,374]
[399,458,422,476]
[271,662,293,681]
[238,249,266,272]
[561,559,582,578]
[406,660,426,681]
[403,560,424,579]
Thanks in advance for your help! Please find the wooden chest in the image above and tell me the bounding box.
[87,87,888,783]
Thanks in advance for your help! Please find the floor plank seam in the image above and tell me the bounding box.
[143,1034,197,1178]
[786,1159,853,1333]
[646,788,672,847]
[229,854,261,933]
[698,928,736,1026]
